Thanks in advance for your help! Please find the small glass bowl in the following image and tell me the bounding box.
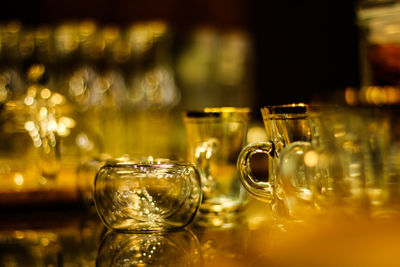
[94,158,202,232]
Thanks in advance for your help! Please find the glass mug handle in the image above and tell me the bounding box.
[195,138,219,194]
[237,141,275,202]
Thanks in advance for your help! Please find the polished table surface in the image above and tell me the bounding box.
[1,197,400,267]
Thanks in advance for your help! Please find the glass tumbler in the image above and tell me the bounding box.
[183,107,250,223]
[94,159,202,232]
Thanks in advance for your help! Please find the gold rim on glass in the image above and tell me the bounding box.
[183,107,251,120]
[261,103,308,120]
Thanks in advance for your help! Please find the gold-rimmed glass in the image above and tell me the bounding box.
[183,107,250,227]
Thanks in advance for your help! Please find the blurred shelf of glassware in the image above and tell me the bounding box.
[0,0,363,206]
[0,19,255,206]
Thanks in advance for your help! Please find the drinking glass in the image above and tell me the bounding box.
[183,107,250,225]
[94,159,202,232]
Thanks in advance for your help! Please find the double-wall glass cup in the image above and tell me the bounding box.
[183,107,250,226]
[237,104,312,220]
[94,159,202,232]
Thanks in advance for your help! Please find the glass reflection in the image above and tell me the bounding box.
[97,229,202,267]
[0,230,61,266]
[0,209,103,267]
[191,222,249,266]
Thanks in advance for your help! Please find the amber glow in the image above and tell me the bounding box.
[346,86,400,105]
[304,150,318,167]
[247,126,267,144]
[13,173,24,186]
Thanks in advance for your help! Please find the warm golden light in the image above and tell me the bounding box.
[40,88,51,99]
[35,25,51,40]
[113,40,131,63]
[203,107,250,113]
[47,120,57,132]
[75,133,94,151]
[19,31,34,58]
[69,74,86,97]
[346,86,400,105]
[39,107,48,117]
[27,64,45,82]
[103,26,120,44]
[78,20,97,38]
[7,21,21,33]
[24,121,35,131]
[0,80,9,103]
[345,87,357,105]
[0,87,8,103]
[40,237,50,247]
[13,173,24,186]
[55,23,79,55]
[24,96,34,106]
[50,93,65,105]
[149,21,167,38]
[128,23,151,54]
[304,150,318,167]
[27,86,37,97]
[247,126,267,144]
[59,116,76,128]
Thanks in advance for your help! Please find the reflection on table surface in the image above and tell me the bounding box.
[0,198,400,267]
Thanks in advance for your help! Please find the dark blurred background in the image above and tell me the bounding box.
[0,0,360,106]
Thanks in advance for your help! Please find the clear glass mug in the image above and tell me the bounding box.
[237,104,312,219]
[183,107,250,225]
[94,159,202,232]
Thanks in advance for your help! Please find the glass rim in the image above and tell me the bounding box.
[262,103,307,112]
[261,103,308,118]
[183,107,251,119]
[100,158,197,169]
